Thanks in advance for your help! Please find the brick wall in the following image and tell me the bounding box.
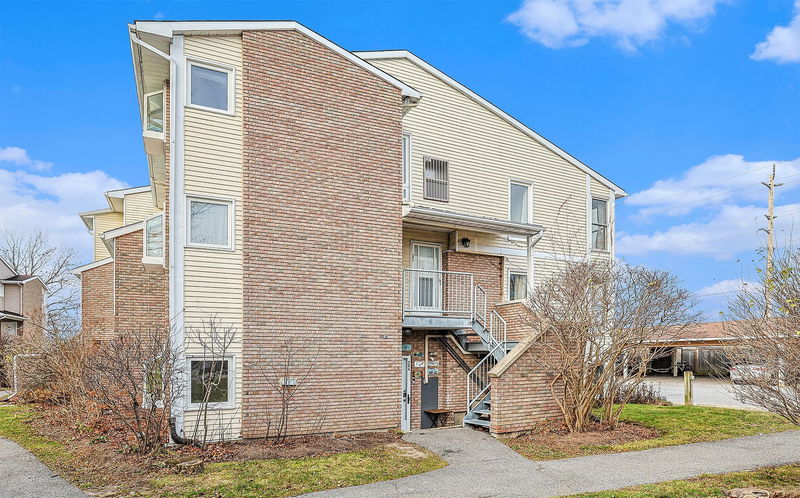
[240,30,404,437]
[497,301,534,342]
[80,261,115,341]
[443,251,504,311]
[113,231,168,335]
[19,280,45,341]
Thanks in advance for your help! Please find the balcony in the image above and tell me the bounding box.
[402,269,483,330]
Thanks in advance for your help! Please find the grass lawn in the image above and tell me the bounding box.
[572,463,800,497]
[505,404,798,461]
[0,404,446,496]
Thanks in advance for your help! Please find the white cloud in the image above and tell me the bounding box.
[751,0,800,64]
[617,203,800,259]
[696,278,758,297]
[0,167,127,261]
[507,0,724,51]
[153,11,165,20]
[625,155,800,219]
[0,146,54,171]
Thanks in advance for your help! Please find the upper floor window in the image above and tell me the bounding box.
[144,90,164,133]
[509,271,528,301]
[509,181,530,224]
[144,214,164,258]
[402,135,411,203]
[423,157,448,202]
[188,60,234,114]
[591,198,609,251]
[187,197,234,250]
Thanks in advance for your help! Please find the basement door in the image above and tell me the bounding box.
[401,356,411,431]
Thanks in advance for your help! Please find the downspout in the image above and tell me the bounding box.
[129,29,188,440]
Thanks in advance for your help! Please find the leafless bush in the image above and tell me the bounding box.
[598,381,670,406]
[84,326,182,453]
[257,338,323,442]
[526,259,699,432]
[724,244,800,424]
[185,316,237,447]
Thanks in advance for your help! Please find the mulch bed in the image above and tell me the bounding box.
[510,418,660,458]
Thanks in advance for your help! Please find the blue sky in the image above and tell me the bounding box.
[1,0,798,319]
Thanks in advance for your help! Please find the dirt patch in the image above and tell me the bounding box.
[386,442,429,459]
[508,418,660,460]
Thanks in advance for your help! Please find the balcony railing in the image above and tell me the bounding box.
[402,269,474,319]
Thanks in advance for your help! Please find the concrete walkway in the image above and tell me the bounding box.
[306,427,800,497]
[0,437,85,497]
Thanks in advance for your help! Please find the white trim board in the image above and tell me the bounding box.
[70,257,114,276]
[131,21,422,100]
[356,50,625,198]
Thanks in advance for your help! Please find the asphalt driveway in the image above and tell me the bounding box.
[644,375,766,410]
[306,427,800,497]
[0,437,84,497]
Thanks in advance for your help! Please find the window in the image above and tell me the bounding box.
[144,214,163,259]
[187,197,233,250]
[402,135,411,202]
[423,157,449,201]
[510,182,530,223]
[188,61,234,113]
[1,321,17,338]
[144,90,164,133]
[0,284,4,298]
[189,358,232,407]
[591,198,609,251]
[509,271,528,301]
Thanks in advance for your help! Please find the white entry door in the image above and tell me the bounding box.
[401,356,411,431]
[411,243,441,311]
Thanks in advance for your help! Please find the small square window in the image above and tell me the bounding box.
[509,272,528,301]
[187,198,233,250]
[190,359,231,405]
[188,61,233,113]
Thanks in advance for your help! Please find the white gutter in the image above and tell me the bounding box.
[130,29,188,437]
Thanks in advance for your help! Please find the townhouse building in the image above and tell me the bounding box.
[0,257,46,341]
[73,20,624,440]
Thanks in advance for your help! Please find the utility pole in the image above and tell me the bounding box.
[762,164,783,318]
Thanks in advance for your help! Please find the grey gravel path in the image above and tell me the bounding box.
[305,427,800,498]
[0,437,85,497]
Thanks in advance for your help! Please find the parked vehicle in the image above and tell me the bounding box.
[729,364,772,384]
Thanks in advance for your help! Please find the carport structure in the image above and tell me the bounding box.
[647,321,740,376]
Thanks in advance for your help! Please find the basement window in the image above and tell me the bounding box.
[423,157,448,202]
[188,358,234,409]
[188,60,234,114]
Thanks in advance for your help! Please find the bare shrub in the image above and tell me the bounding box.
[185,316,237,447]
[526,259,699,432]
[84,326,181,453]
[257,338,323,442]
[724,244,800,424]
[598,382,670,406]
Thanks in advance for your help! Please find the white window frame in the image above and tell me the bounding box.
[402,134,412,203]
[142,213,165,266]
[186,356,236,411]
[508,179,533,224]
[507,270,529,302]
[0,284,4,298]
[186,57,236,116]
[186,195,235,251]
[591,197,610,252]
[423,156,449,202]
[143,89,165,134]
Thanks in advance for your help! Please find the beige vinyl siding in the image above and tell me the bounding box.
[123,190,160,224]
[182,34,244,440]
[93,212,123,261]
[3,284,21,314]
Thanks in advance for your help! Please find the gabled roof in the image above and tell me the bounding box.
[355,50,626,198]
[130,20,422,100]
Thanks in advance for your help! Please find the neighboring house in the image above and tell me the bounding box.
[74,20,625,440]
[0,256,47,341]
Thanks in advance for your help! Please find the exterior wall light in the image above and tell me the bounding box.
[461,237,471,248]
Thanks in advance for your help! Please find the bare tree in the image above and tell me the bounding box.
[257,338,323,442]
[724,244,800,424]
[84,326,182,453]
[0,230,80,335]
[186,316,237,447]
[525,259,700,432]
